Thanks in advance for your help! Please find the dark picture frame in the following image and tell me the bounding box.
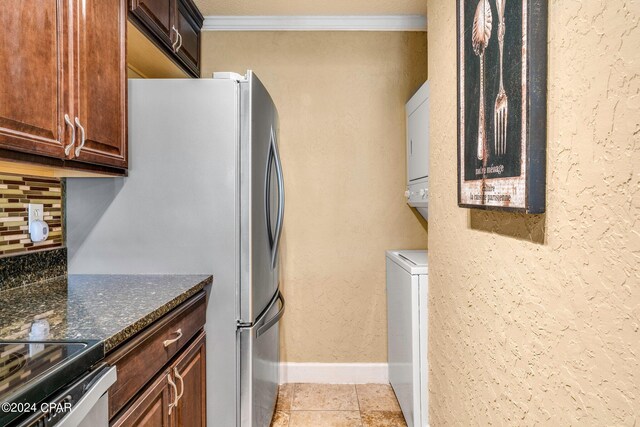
[457,0,547,214]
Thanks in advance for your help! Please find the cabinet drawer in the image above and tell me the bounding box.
[106,291,206,419]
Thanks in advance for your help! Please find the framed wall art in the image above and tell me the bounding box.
[457,0,547,214]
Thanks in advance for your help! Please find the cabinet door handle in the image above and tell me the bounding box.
[171,26,179,51]
[167,373,178,415]
[163,328,183,347]
[173,367,184,403]
[64,114,75,156]
[74,117,86,157]
[176,32,183,53]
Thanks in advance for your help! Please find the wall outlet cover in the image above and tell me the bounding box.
[28,204,44,223]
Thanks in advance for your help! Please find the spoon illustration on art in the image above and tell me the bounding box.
[472,0,492,165]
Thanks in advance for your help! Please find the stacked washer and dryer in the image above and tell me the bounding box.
[386,80,429,427]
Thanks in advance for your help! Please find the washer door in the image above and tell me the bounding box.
[386,257,418,427]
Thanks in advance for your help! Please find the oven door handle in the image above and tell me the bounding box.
[57,366,117,427]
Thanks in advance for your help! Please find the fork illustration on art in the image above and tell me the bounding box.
[494,0,508,156]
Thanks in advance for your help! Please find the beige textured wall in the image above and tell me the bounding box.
[202,31,428,362]
[428,1,639,425]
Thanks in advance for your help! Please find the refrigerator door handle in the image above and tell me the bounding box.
[256,292,285,338]
[271,128,285,270]
[265,143,275,248]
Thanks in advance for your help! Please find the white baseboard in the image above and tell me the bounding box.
[280,363,389,384]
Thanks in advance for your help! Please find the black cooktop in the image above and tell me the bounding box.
[0,340,103,426]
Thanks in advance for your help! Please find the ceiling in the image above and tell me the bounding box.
[193,0,427,16]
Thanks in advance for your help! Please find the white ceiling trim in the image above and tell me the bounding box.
[201,15,427,31]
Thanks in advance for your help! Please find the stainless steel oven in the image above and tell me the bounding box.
[0,340,114,427]
[16,365,116,427]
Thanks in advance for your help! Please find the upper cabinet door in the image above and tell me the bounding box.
[174,0,202,77]
[130,0,176,49]
[73,0,128,168]
[0,1,70,159]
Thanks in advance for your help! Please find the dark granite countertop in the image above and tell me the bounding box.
[0,274,212,353]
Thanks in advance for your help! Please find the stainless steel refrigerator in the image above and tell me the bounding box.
[65,71,285,427]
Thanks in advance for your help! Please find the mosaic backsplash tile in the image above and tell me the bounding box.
[0,174,63,256]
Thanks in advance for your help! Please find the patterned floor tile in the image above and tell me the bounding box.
[272,384,408,427]
[360,411,408,427]
[276,383,295,412]
[356,384,402,412]
[270,410,291,427]
[289,411,362,427]
[292,384,359,411]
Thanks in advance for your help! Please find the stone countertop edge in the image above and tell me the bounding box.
[103,275,212,353]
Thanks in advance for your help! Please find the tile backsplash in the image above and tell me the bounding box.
[0,174,63,256]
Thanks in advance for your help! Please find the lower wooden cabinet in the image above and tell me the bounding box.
[113,332,206,427]
[111,373,173,427]
[174,333,207,426]
[108,292,207,427]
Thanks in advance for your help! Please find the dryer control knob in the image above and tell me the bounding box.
[419,189,426,197]
[404,190,411,198]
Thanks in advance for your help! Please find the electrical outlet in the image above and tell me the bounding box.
[28,203,50,242]
[28,203,44,223]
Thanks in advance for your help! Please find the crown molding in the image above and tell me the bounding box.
[201,15,427,32]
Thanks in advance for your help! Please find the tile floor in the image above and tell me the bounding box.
[270,383,408,427]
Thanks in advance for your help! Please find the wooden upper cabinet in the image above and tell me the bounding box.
[73,0,128,168]
[129,0,203,78]
[175,0,201,77]
[0,1,70,159]
[0,0,127,173]
[130,0,176,49]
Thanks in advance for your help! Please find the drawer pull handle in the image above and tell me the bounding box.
[174,367,184,403]
[163,328,183,347]
[167,373,178,415]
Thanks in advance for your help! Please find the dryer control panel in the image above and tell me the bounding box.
[406,178,428,220]
[406,180,428,204]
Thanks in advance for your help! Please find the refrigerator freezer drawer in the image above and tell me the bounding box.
[238,291,285,427]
